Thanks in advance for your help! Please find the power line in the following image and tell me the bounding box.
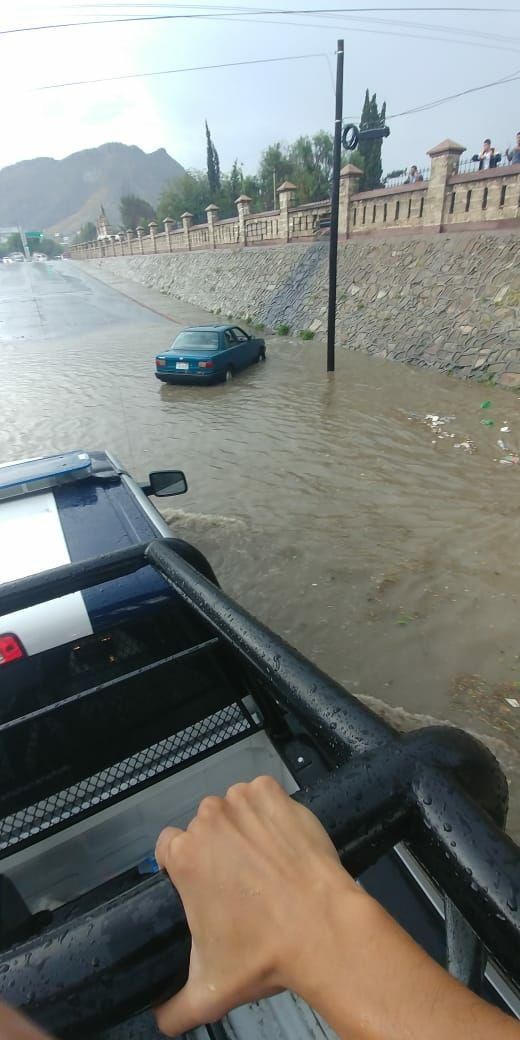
[35,51,330,90]
[200,14,520,54]
[2,5,520,35]
[31,37,520,118]
[388,65,520,116]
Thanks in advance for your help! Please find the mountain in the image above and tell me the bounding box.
[0,143,185,236]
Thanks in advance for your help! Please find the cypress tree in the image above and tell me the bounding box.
[205,121,221,195]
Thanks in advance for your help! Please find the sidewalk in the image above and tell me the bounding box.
[75,261,218,329]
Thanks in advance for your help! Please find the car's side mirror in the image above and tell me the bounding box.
[143,470,188,497]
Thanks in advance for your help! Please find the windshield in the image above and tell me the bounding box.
[172,331,219,352]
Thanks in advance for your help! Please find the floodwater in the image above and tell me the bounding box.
[1,259,519,833]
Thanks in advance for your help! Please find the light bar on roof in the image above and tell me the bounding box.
[0,451,92,502]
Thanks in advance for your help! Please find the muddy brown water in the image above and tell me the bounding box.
[1,260,519,834]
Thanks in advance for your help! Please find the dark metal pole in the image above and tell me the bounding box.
[327,39,344,373]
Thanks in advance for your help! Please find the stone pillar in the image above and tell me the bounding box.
[423,139,465,233]
[136,226,145,254]
[277,181,297,242]
[126,229,134,255]
[235,195,252,245]
[339,164,363,238]
[205,203,219,248]
[148,220,158,253]
[163,217,174,252]
[180,212,193,250]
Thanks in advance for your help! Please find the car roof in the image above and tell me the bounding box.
[175,324,240,333]
[0,450,172,654]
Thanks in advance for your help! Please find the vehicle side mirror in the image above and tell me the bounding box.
[145,470,188,497]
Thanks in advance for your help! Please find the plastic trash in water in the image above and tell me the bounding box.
[501,426,510,433]
[480,418,494,427]
[480,400,492,409]
[137,854,160,876]
[505,698,520,708]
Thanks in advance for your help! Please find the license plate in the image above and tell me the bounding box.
[176,362,189,370]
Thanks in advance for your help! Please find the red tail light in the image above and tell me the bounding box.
[198,361,214,369]
[0,634,25,665]
[156,358,166,367]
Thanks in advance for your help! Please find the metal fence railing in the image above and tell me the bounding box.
[383,167,430,188]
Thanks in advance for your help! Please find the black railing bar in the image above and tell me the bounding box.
[412,765,520,982]
[0,637,220,734]
[445,901,485,992]
[395,844,520,1012]
[147,539,392,758]
[0,543,149,615]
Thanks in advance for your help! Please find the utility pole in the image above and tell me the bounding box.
[19,227,31,261]
[273,170,277,210]
[326,39,344,373]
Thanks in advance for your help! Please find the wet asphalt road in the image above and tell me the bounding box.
[1,257,519,834]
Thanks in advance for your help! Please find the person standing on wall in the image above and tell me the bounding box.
[506,132,520,164]
[475,139,499,170]
[405,165,424,184]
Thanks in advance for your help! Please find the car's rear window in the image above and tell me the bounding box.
[173,331,219,352]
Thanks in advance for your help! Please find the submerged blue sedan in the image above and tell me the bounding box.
[155,325,266,384]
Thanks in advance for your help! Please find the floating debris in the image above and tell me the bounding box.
[501,426,510,433]
[480,400,492,409]
[424,413,456,429]
[496,436,519,466]
[481,418,494,427]
[505,698,520,709]
[454,440,476,453]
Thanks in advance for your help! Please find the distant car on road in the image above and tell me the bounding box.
[9,252,25,262]
[155,324,266,385]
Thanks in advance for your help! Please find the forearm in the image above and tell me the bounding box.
[289,875,519,1040]
[0,1003,51,1040]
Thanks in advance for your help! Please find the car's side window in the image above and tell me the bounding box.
[232,327,249,342]
[224,330,236,346]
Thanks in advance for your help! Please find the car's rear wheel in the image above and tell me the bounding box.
[225,367,234,382]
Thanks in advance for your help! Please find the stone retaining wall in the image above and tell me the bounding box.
[82,230,520,387]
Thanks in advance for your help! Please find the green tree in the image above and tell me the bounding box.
[73,222,97,245]
[288,132,334,201]
[157,171,211,225]
[258,143,293,209]
[358,89,387,190]
[1,232,60,257]
[120,194,156,230]
[38,236,62,257]
[205,121,221,195]
[258,133,335,208]
[229,159,242,201]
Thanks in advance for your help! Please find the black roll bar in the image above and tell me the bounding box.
[0,537,518,1036]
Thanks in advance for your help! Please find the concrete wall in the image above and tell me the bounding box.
[84,229,520,387]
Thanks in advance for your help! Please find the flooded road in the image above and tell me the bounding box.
[1,259,519,831]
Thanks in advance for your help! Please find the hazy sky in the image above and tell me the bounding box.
[2,1,520,179]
